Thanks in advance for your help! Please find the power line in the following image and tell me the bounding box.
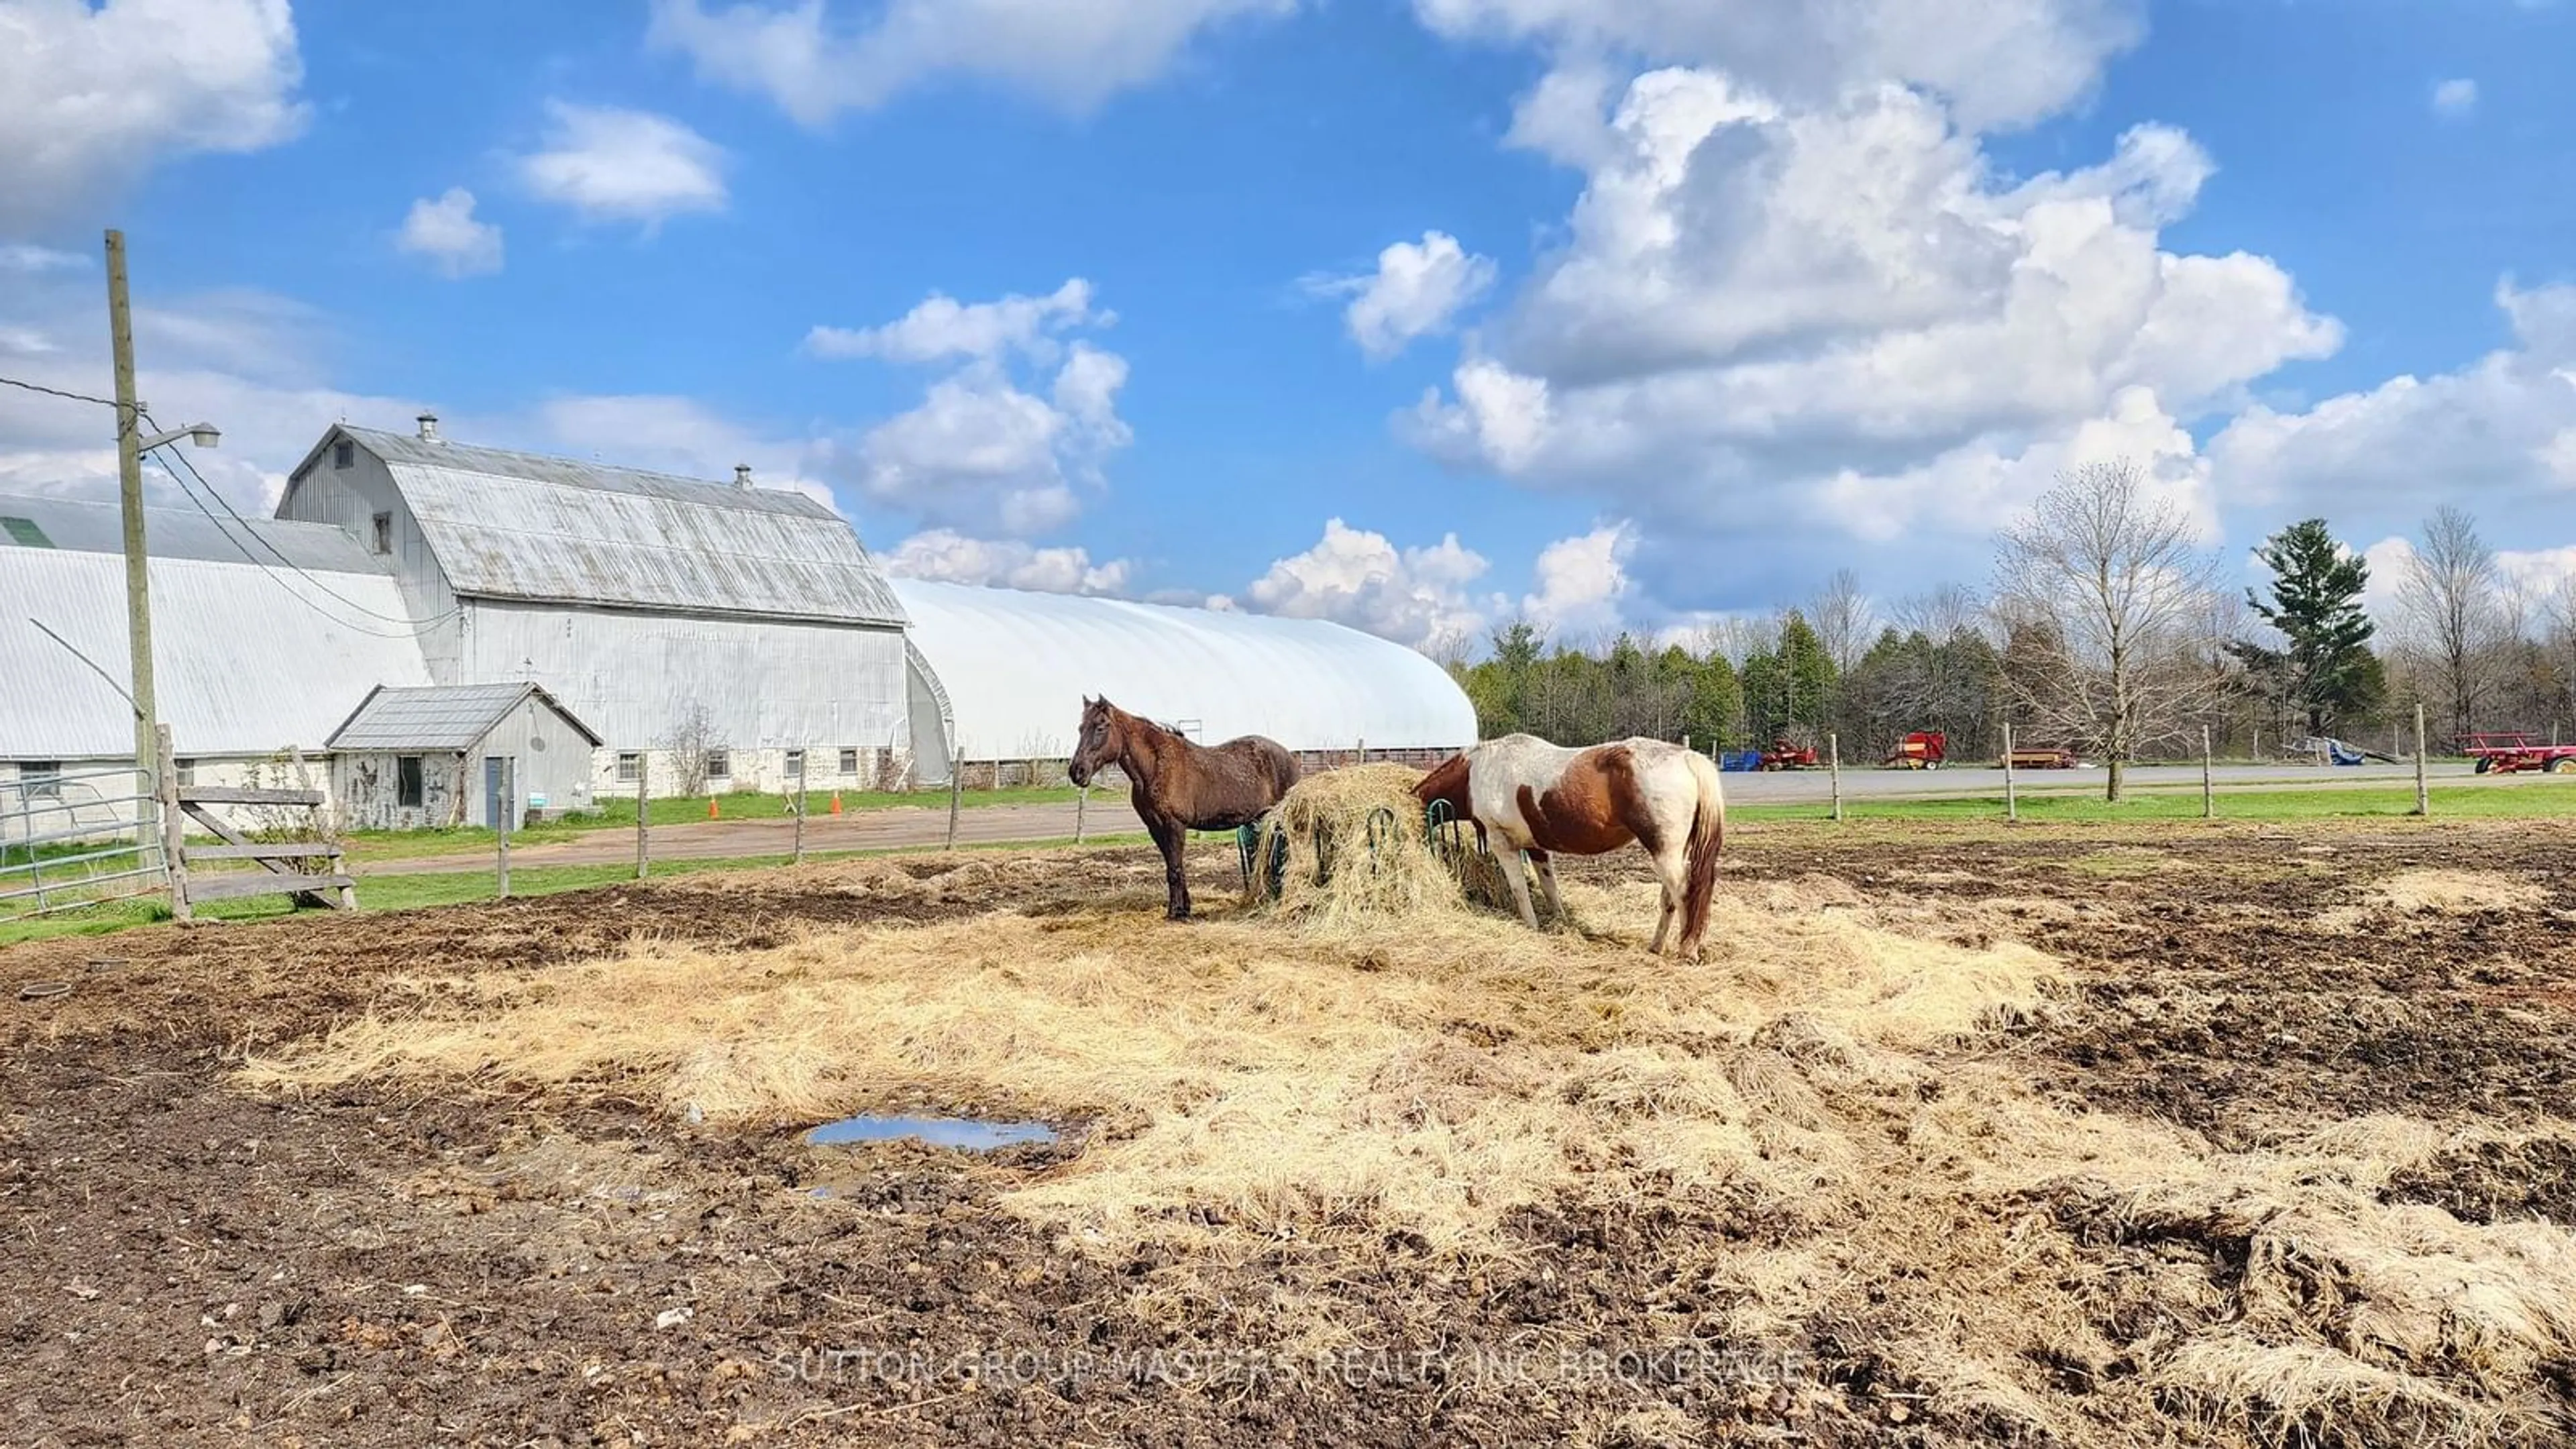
[0,374,119,409]
[140,409,465,634]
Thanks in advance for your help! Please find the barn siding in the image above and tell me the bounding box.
[276,453,466,678]
[459,600,910,769]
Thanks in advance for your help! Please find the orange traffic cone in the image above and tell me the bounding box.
[829,792,843,814]
[707,797,720,819]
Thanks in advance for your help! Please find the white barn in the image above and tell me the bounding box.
[893,578,1479,784]
[276,417,914,796]
[0,492,431,835]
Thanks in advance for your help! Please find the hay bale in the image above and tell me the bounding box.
[1252,764,1517,927]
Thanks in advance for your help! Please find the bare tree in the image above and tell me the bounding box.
[1809,568,1874,676]
[663,701,717,798]
[2397,505,2505,746]
[1992,459,2223,802]
[1891,583,1987,644]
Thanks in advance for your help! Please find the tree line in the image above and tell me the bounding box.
[1445,462,2576,800]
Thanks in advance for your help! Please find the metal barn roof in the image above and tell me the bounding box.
[0,495,433,759]
[327,682,601,753]
[892,578,1479,761]
[1,492,390,574]
[314,427,909,627]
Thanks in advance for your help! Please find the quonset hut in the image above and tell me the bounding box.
[891,578,1479,786]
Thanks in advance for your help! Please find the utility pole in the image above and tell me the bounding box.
[106,229,158,845]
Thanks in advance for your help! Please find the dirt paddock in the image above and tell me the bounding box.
[7,818,2576,1447]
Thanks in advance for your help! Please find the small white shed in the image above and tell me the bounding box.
[327,683,602,830]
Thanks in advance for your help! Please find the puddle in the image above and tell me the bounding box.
[804,1114,1058,1151]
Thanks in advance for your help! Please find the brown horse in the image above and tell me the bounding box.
[1068,696,1301,920]
[1415,733,1726,961]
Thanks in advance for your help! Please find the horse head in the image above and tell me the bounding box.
[1069,694,1120,786]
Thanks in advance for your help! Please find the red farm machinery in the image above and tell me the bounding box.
[1884,731,1947,769]
[2462,732,2576,775]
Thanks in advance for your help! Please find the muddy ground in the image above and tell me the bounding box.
[4,820,2575,1447]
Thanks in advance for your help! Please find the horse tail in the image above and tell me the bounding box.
[1679,750,1727,957]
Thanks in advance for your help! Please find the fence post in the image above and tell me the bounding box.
[2003,722,2019,824]
[1075,784,1088,845]
[1828,733,1843,822]
[636,753,650,879]
[156,724,191,923]
[496,757,513,900]
[2202,725,2215,819]
[2414,704,2430,816]
[794,762,807,866]
[946,764,963,851]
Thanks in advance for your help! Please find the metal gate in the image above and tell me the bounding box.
[0,763,167,921]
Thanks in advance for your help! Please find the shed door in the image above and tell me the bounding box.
[483,756,511,831]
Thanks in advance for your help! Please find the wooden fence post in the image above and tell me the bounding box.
[946,764,963,851]
[1828,733,1843,822]
[2202,725,2215,819]
[156,724,191,923]
[496,757,513,900]
[636,753,650,879]
[2003,722,2019,824]
[794,761,807,866]
[2414,704,2430,816]
[1076,784,1088,845]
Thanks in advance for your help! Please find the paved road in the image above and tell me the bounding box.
[358,761,2507,877]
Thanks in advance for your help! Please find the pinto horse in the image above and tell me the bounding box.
[1068,696,1301,921]
[1414,734,1727,961]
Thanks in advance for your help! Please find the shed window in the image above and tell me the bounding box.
[838,747,859,776]
[174,757,197,788]
[785,749,805,780]
[333,440,354,470]
[616,751,641,784]
[18,761,61,800]
[704,749,730,782]
[371,511,391,555]
[396,755,425,809]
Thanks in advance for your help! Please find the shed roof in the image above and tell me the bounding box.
[327,682,602,753]
[892,579,1479,760]
[294,426,910,628]
[0,494,432,758]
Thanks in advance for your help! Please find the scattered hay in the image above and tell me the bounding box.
[2372,869,2548,916]
[232,856,2576,1448]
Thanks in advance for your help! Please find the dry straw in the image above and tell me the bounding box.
[233,851,2576,1448]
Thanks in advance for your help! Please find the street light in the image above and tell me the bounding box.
[138,418,219,452]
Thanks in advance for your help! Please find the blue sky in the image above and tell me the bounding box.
[2,0,2572,653]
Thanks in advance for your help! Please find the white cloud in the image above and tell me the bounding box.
[1242,519,1500,649]
[881,528,1133,595]
[1519,523,1636,641]
[0,0,305,233]
[2432,78,2479,118]
[1309,231,1499,361]
[395,189,504,278]
[646,0,1297,125]
[805,278,1104,363]
[517,102,729,227]
[810,282,1132,537]
[1413,0,2145,135]
[2208,281,2576,515]
[1401,67,2339,606]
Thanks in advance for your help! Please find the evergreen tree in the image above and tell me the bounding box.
[2233,519,2379,735]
